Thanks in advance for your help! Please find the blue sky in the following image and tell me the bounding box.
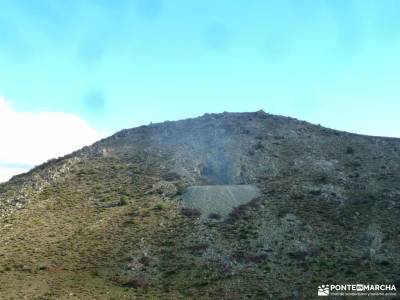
[1,0,400,134]
[0,0,400,180]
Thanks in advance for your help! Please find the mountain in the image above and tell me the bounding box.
[1,111,399,299]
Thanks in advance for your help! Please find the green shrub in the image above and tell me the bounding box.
[119,196,129,206]
[154,202,167,211]
[180,207,201,218]
[346,146,355,154]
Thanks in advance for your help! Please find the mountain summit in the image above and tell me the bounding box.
[1,111,399,299]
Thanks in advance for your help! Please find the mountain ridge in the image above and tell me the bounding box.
[3,110,399,186]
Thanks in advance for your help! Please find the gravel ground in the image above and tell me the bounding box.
[182,185,260,219]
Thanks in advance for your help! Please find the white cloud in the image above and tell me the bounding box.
[0,96,105,183]
[0,167,29,183]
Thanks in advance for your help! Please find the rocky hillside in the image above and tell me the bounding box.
[1,111,399,299]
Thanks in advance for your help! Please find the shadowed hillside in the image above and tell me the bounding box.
[1,111,399,299]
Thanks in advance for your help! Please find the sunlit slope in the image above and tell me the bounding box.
[1,111,400,299]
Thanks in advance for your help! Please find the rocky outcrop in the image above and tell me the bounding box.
[0,156,81,218]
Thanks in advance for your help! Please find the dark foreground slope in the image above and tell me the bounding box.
[1,111,399,299]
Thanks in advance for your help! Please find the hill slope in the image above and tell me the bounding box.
[1,111,400,299]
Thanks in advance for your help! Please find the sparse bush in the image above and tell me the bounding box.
[154,202,167,211]
[122,275,148,288]
[0,185,7,193]
[186,243,209,255]
[162,172,181,181]
[232,252,268,264]
[287,250,308,261]
[227,197,260,223]
[180,207,201,218]
[176,185,185,195]
[46,266,64,273]
[274,135,285,140]
[119,197,128,206]
[290,191,305,200]
[276,207,290,218]
[254,142,264,150]
[208,213,222,220]
[346,146,355,154]
[314,172,329,184]
[139,256,150,266]
[229,206,245,221]
[309,189,322,196]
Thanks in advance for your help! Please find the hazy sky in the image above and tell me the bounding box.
[1,0,400,181]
